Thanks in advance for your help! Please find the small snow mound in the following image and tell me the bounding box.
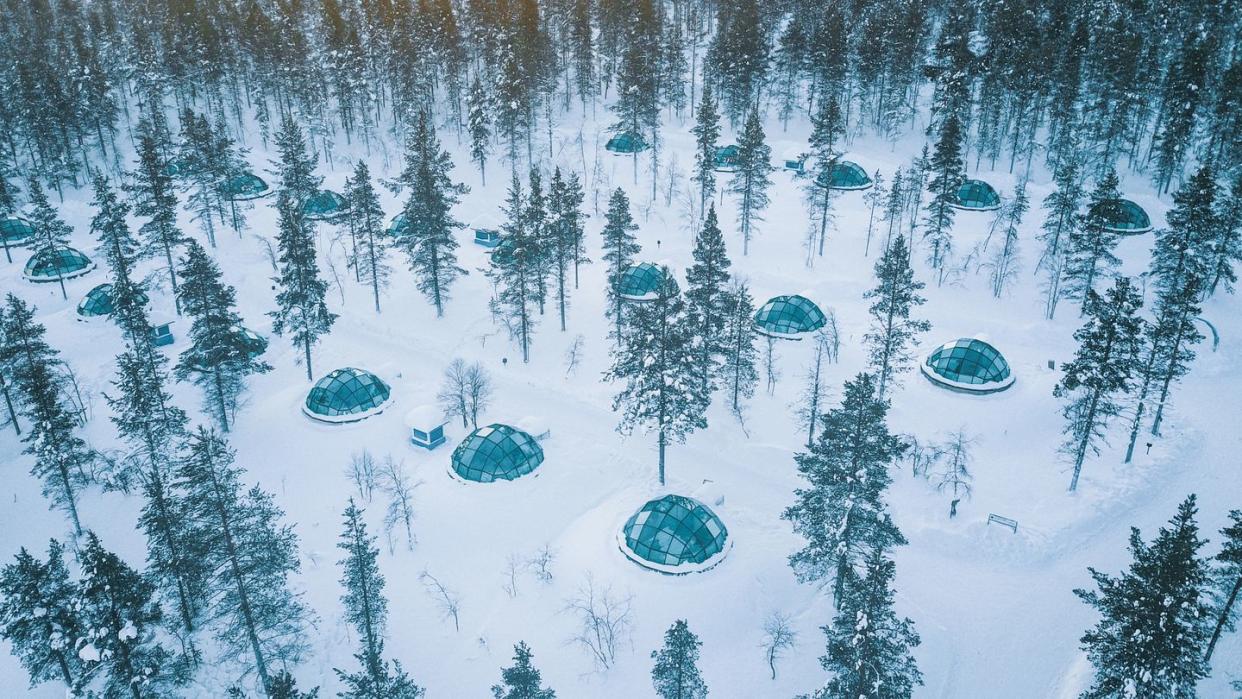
[78,643,100,663]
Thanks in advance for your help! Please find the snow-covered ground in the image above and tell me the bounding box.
[1,104,1239,697]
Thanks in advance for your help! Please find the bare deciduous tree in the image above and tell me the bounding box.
[345,449,378,503]
[528,545,556,584]
[502,553,523,598]
[905,433,946,478]
[563,574,633,669]
[760,612,797,680]
[420,571,461,632]
[378,455,418,552]
[564,335,585,376]
[438,358,493,429]
[935,429,976,518]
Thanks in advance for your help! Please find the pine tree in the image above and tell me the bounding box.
[1054,277,1144,492]
[176,428,312,691]
[985,180,1028,298]
[0,304,21,435]
[817,550,922,699]
[605,271,707,485]
[0,164,18,264]
[881,169,905,252]
[129,119,186,310]
[1038,156,1085,319]
[177,111,224,247]
[491,642,555,699]
[601,188,641,342]
[1206,510,1242,663]
[784,373,907,605]
[491,176,541,362]
[1152,36,1208,194]
[863,171,886,256]
[266,670,321,698]
[0,540,82,690]
[1075,496,1211,696]
[272,114,323,208]
[344,161,391,313]
[334,500,424,698]
[806,98,844,260]
[650,619,708,699]
[720,281,758,418]
[176,240,272,430]
[864,235,930,400]
[524,169,552,316]
[691,88,720,217]
[684,205,732,395]
[25,179,76,299]
[73,533,184,697]
[1207,172,1242,296]
[923,113,964,282]
[468,76,492,185]
[731,108,772,256]
[397,111,468,317]
[270,198,336,381]
[1064,171,1122,312]
[547,168,588,329]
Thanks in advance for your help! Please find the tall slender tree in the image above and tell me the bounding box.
[0,540,82,691]
[25,179,76,300]
[731,108,772,256]
[601,188,641,342]
[864,235,930,400]
[344,161,391,313]
[650,619,708,699]
[270,199,337,381]
[684,205,731,395]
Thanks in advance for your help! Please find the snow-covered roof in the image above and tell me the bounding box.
[405,404,447,428]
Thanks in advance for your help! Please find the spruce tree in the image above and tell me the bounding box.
[923,113,964,283]
[397,111,467,317]
[605,270,707,485]
[1038,156,1085,319]
[0,303,19,435]
[547,167,588,330]
[817,550,922,699]
[129,119,186,310]
[491,642,555,699]
[334,500,424,698]
[650,619,708,699]
[25,179,76,299]
[720,281,758,418]
[343,161,391,313]
[176,239,272,430]
[491,176,541,362]
[468,77,492,185]
[731,108,772,256]
[1054,277,1144,492]
[805,98,844,259]
[863,235,930,400]
[784,373,907,606]
[0,540,82,690]
[270,198,336,381]
[1064,171,1122,312]
[73,533,185,697]
[1206,510,1242,663]
[691,88,720,217]
[601,188,641,342]
[272,114,323,208]
[1075,496,1211,696]
[684,205,732,395]
[986,180,1028,298]
[1207,172,1242,296]
[176,428,312,691]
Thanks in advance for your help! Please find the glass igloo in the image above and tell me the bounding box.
[753,295,826,339]
[450,423,544,483]
[618,495,731,575]
[921,338,1014,393]
[302,190,349,221]
[606,131,648,154]
[76,283,149,319]
[617,263,674,301]
[951,179,1001,211]
[221,173,271,201]
[0,217,34,247]
[303,368,392,423]
[387,212,409,238]
[816,160,873,190]
[1090,198,1152,234]
[23,246,95,283]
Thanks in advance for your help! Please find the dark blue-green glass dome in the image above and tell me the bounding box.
[450,423,544,483]
[816,160,873,190]
[0,217,35,247]
[387,212,409,238]
[606,131,648,153]
[952,179,1001,210]
[617,262,674,301]
[754,295,826,338]
[23,246,95,282]
[714,144,740,171]
[221,173,270,201]
[619,495,730,574]
[303,368,392,423]
[921,338,1014,393]
[1090,198,1152,234]
[76,283,149,318]
[302,190,348,220]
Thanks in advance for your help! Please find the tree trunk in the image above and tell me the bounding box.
[1,378,19,435]
[1205,574,1240,663]
[1069,389,1102,492]
[657,429,666,486]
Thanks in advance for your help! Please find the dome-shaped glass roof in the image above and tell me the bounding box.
[754,295,826,338]
[76,283,149,318]
[303,367,392,423]
[816,160,873,190]
[921,338,1014,393]
[1089,198,1152,234]
[619,495,730,574]
[221,173,270,201]
[617,262,674,301]
[952,179,1001,210]
[606,131,648,153]
[302,190,349,220]
[450,423,544,483]
[713,144,740,171]
[387,212,409,238]
[0,217,35,247]
[23,246,95,282]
